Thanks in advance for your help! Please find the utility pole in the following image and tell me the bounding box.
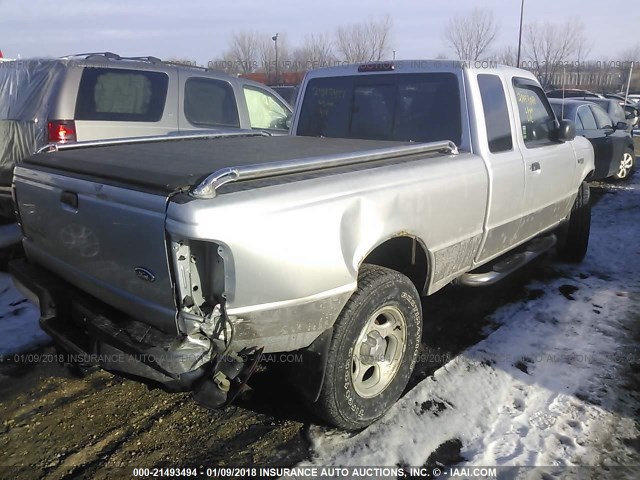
[516,0,525,67]
[272,33,279,85]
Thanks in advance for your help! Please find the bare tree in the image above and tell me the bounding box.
[335,15,393,63]
[444,8,498,61]
[208,50,242,75]
[619,44,640,64]
[258,34,292,82]
[493,46,516,66]
[228,30,261,74]
[292,33,335,71]
[574,39,592,87]
[523,20,585,89]
[617,44,640,93]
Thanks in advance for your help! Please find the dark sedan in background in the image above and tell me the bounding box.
[547,89,639,129]
[550,98,635,180]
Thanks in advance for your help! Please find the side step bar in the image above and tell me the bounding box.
[455,234,557,287]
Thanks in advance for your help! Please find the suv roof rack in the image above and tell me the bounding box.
[60,52,122,60]
[58,52,210,71]
[59,52,162,64]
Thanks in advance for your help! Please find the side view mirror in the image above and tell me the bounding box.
[557,119,576,142]
[272,115,292,131]
[615,121,628,131]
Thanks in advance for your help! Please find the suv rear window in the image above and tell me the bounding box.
[75,68,168,122]
[296,73,462,145]
[184,78,240,128]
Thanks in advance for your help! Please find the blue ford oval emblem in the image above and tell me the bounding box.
[135,267,156,282]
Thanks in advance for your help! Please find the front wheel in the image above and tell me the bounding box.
[613,150,634,180]
[557,181,591,263]
[314,265,422,430]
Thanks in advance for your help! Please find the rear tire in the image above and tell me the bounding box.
[613,149,634,180]
[314,265,422,430]
[557,182,590,263]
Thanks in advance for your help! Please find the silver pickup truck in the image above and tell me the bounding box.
[10,61,595,430]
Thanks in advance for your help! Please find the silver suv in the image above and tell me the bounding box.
[0,52,292,219]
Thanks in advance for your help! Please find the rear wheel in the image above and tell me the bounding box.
[557,182,590,263]
[614,150,634,180]
[314,265,422,430]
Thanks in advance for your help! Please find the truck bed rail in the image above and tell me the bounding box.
[190,140,459,199]
[37,131,269,153]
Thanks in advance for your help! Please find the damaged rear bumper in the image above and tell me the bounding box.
[9,258,213,391]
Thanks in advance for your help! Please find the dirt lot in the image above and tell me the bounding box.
[0,182,636,478]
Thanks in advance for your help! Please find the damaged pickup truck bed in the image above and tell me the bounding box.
[11,61,595,430]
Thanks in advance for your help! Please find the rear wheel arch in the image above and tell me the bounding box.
[358,234,430,295]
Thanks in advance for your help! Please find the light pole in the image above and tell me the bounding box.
[272,33,279,85]
[516,0,525,67]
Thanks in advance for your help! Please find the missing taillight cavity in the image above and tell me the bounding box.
[47,120,77,143]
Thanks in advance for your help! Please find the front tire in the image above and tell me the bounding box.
[314,265,422,430]
[557,181,591,263]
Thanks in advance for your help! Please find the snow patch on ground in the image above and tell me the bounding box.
[307,178,640,469]
[0,272,50,355]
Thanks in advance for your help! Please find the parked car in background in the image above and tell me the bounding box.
[0,52,292,220]
[550,95,634,132]
[626,93,640,104]
[586,98,634,132]
[546,89,603,99]
[602,93,640,127]
[270,85,300,108]
[550,98,635,180]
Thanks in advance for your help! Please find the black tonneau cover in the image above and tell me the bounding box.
[24,136,409,194]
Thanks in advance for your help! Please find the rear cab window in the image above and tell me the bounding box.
[184,77,240,128]
[513,79,558,147]
[75,67,168,122]
[296,73,462,145]
[477,74,513,153]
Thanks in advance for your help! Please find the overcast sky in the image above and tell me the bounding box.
[0,0,635,64]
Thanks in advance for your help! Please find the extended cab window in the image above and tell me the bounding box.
[184,78,239,128]
[296,73,462,145]
[477,74,513,153]
[243,86,291,131]
[513,80,557,147]
[75,68,168,122]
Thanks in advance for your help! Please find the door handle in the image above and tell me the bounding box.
[530,162,541,172]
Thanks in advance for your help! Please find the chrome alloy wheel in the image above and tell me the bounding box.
[351,305,407,398]
[617,152,634,179]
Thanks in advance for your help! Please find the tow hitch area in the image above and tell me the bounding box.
[192,347,264,409]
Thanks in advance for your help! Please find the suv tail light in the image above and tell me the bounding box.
[47,120,77,143]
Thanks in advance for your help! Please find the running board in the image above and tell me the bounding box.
[455,234,557,287]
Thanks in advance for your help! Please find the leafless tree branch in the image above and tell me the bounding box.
[335,15,393,63]
[445,8,498,61]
